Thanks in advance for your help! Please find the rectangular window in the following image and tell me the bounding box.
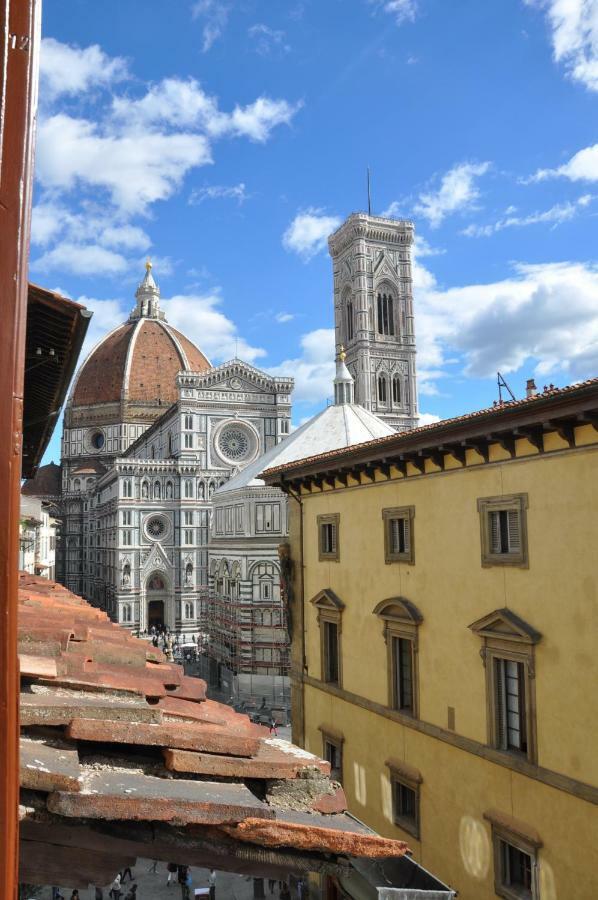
[215,508,223,534]
[391,636,414,713]
[392,778,418,836]
[478,495,528,567]
[225,506,233,534]
[184,511,193,525]
[264,418,277,436]
[383,507,414,564]
[235,505,243,532]
[323,737,343,784]
[184,433,193,448]
[494,658,528,754]
[121,510,132,526]
[323,621,339,684]
[122,530,132,546]
[318,514,340,561]
[184,414,193,430]
[499,841,533,898]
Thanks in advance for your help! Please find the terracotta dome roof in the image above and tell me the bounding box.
[22,462,61,497]
[70,264,211,409]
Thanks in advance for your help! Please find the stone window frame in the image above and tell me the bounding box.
[318,514,340,562]
[311,589,345,687]
[386,757,423,840]
[374,598,423,717]
[484,809,542,900]
[319,724,344,785]
[382,506,415,565]
[469,608,541,765]
[477,493,529,568]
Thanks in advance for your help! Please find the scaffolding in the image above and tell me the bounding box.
[199,583,290,711]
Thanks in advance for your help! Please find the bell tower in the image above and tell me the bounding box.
[328,213,418,431]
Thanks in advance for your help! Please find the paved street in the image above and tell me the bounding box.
[34,859,296,900]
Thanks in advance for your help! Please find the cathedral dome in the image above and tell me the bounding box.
[69,263,210,416]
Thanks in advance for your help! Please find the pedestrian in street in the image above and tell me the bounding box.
[121,865,134,882]
[124,885,138,900]
[267,877,277,893]
[269,716,278,736]
[208,868,217,899]
[178,864,191,900]
[147,859,159,873]
[70,891,80,900]
[51,890,64,900]
[109,873,122,899]
[95,888,104,900]
[280,883,291,900]
[167,861,178,886]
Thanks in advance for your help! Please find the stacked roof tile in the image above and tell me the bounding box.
[18,574,408,889]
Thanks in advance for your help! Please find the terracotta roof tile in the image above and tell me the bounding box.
[17,572,410,887]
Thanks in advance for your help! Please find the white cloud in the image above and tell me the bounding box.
[414,257,598,392]
[369,0,418,25]
[40,37,128,99]
[191,0,230,52]
[36,113,212,216]
[189,183,249,204]
[462,194,594,236]
[275,312,295,323]
[226,96,302,143]
[111,78,301,144]
[529,142,598,182]
[414,161,491,227]
[525,0,598,91]
[248,24,290,55]
[161,292,265,363]
[283,208,342,261]
[268,328,336,403]
[34,242,129,276]
[30,200,152,276]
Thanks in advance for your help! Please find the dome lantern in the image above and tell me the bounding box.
[130,259,164,321]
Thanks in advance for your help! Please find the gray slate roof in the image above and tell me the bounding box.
[216,403,395,495]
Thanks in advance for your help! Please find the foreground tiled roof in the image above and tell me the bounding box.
[262,377,598,479]
[18,574,408,889]
[21,462,61,497]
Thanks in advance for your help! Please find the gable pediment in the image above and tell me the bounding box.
[373,597,423,625]
[469,608,541,645]
[310,588,344,612]
[194,361,281,394]
[141,542,172,572]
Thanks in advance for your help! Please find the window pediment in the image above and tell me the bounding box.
[469,608,541,646]
[373,597,423,625]
[311,589,345,612]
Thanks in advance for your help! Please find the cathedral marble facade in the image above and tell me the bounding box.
[57,211,418,698]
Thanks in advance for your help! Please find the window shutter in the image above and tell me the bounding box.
[330,524,337,553]
[507,509,521,552]
[402,517,410,554]
[495,658,507,749]
[490,511,501,553]
[390,518,400,554]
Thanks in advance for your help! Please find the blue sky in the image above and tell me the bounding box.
[37,0,598,465]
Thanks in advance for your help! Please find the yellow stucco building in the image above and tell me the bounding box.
[264,378,598,900]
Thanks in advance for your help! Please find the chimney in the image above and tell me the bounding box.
[525,378,537,399]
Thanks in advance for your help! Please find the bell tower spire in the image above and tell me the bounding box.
[130,259,164,321]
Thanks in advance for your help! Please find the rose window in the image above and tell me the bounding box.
[219,428,250,461]
[146,516,166,539]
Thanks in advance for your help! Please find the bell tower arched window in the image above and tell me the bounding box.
[347,299,354,342]
[378,375,387,403]
[392,374,401,404]
[377,292,395,336]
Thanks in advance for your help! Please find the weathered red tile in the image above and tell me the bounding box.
[48,770,275,825]
[67,717,260,757]
[20,738,81,792]
[223,817,409,858]
[312,787,347,814]
[20,690,162,726]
